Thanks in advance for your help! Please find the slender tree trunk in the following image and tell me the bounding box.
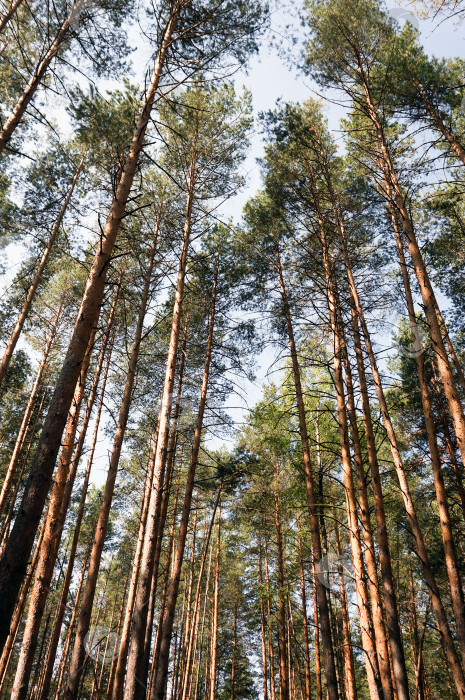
[0,300,62,520]
[207,507,221,700]
[412,79,465,166]
[149,256,218,700]
[0,9,179,645]
[123,158,196,700]
[275,241,339,700]
[0,154,84,387]
[258,539,269,700]
[0,0,26,33]
[53,545,91,700]
[63,226,160,700]
[180,486,222,700]
[264,527,277,700]
[312,560,323,700]
[106,570,131,700]
[391,205,465,665]
[37,317,117,700]
[338,199,465,699]
[230,602,238,700]
[297,528,312,700]
[274,467,289,700]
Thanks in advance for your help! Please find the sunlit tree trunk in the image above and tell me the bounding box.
[207,507,221,700]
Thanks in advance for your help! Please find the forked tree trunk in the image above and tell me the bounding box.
[312,166,384,700]
[275,240,339,700]
[0,300,62,519]
[63,225,160,700]
[0,8,179,646]
[149,256,218,700]
[0,154,84,388]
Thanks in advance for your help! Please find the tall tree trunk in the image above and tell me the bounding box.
[296,527,312,700]
[318,142,410,700]
[0,300,62,519]
[391,205,465,665]
[180,486,222,700]
[274,467,289,700]
[362,79,465,470]
[0,9,179,644]
[333,510,357,700]
[149,255,218,700]
[258,539,269,700]
[312,167,384,700]
[264,527,277,700]
[0,154,84,387]
[11,321,97,700]
[207,506,221,700]
[275,240,339,700]
[312,560,323,700]
[123,157,196,700]
[0,518,46,692]
[37,315,117,700]
[337,199,465,699]
[63,224,160,700]
[230,602,238,700]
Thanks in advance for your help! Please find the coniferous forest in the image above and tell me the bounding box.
[1,0,465,698]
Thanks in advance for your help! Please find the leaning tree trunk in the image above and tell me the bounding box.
[37,316,117,700]
[275,240,339,700]
[10,323,97,700]
[0,154,84,389]
[149,256,218,700]
[0,0,26,33]
[362,79,465,471]
[0,8,179,647]
[0,300,62,519]
[63,225,160,700]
